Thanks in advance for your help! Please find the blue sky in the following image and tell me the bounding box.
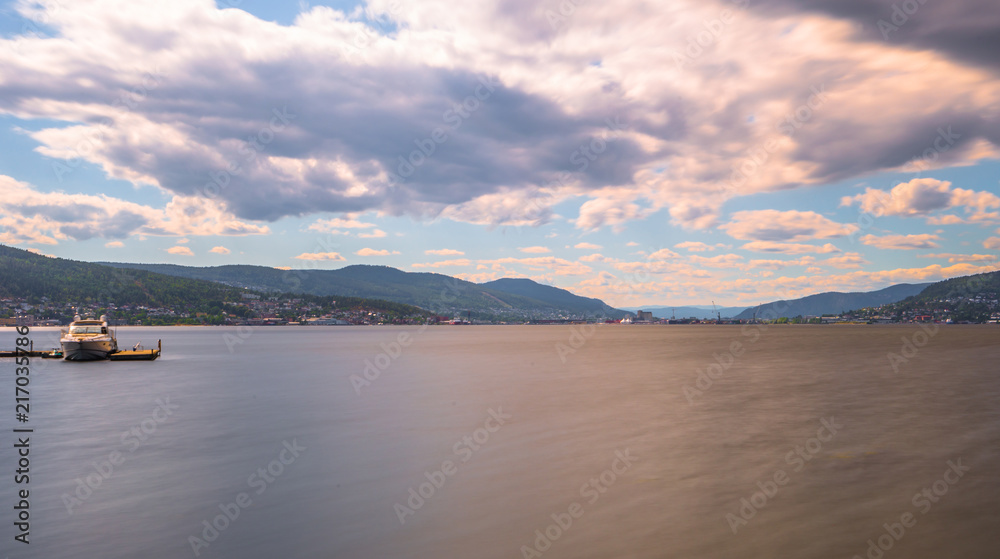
[1,0,998,306]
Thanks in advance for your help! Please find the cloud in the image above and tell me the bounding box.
[842,178,1000,222]
[1,0,999,235]
[647,248,681,260]
[820,252,869,269]
[425,248,464,256]
[166,246,194,255]
[519,246,551,254]
[0,175,268,246]
[984,237,1000,250]
[574,242,602,250]
[105,241,124,248]
[579,253,616,263]
[26,248,55,258]
[293,252,345,261]
[210,246,231,254]
[356,248,400,256]
[721,210,857,242]
[358,229,387,238]
[741,241,841,254]
[689,254,745,268]
[860,233,940,250]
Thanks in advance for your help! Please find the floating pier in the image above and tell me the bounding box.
[109,340,161,361]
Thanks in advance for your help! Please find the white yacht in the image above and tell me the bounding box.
[60,314,118,361]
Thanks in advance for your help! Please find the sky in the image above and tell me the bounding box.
[0,0,999,307]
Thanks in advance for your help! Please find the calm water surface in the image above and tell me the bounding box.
[1,324,998,558]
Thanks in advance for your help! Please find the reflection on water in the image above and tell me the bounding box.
[0,325,997,558]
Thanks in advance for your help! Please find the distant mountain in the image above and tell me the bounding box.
[481,278,621,316]
[733,283,932,319]
[98,262,629,319]
[623,305,748,320]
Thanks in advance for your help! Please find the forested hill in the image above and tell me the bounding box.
[0,244,427,319]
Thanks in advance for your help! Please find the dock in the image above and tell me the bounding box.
[109,349,160,361]
[109,340,161,361]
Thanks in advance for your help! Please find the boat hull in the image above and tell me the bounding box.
[60,339,117,361]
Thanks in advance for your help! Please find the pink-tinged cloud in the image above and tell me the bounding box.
[105,241,124,248]
[358,229,387,239]
[210,246,231,254]
[820,252,869,269]
[167,246,194,256]
[741,241,841,254]
[573,242,602,250]
[674,241,717,252]
[647,248,682,261]
[919,253,998,263]
[842,178,1000,222]
[519,246,551,254]
[356,248,400,256]
[721,210,857,242]
[689,254,745,268]
[425,248,464,256]
[984,237,1000,250]
[860,234,940,250]
[293,252,345,261]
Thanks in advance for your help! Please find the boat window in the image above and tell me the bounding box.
[70,326,103,334]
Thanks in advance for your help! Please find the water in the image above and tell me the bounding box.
[1,324,998,558]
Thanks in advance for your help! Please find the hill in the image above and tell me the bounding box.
[0,244,428,324]
[97,262,630,320]
[856,270,999,322]
[733,283,932,320]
